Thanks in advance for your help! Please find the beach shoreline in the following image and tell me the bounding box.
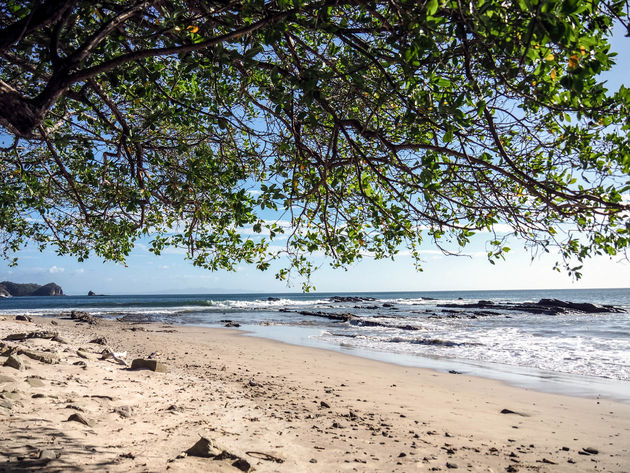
[236,322,630,404]
[1,314,629,472]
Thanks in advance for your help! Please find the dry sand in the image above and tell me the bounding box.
[0,314,629,472]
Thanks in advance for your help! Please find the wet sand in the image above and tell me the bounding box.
[1,314,629,472]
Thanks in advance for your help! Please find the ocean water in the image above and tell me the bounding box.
[1,288,629,400]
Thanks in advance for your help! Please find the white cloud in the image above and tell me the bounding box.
[49,266,64,274]
[73,268,85,275]
[161,246,188,255]
[475,223,514,234]
[159,265,169,269]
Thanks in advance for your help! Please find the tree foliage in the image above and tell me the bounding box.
[1,0,629,288]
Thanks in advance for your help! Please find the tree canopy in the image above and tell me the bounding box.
[1,0,629,288]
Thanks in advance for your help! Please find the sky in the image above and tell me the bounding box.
[1,22,630,295]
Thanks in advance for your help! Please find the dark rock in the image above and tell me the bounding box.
[225,322,240,327]
[232,458,253,472]
[186,436,222,457]
[167,404,185,413]
[437,298,624,315]
[67,412,95,426]
[320,401,331,408]
[4,354,26,370]
[293,308,423,332]
[70,310,97,324]
[446,462,458,469]
[298,310,355,321]
[267,297,280,301]
[309,458,318,463]
[117,313,152,323]
[0,284,10,298]
[15,315,33,322]
[500,408,528,417]
[448,370,462,375]
[329,296,376,303]
[542,458,557,464]
[130,358,168,372]
[538,299,624,314]
[89,337,108,345]
[88,291,96,296]
[582,447,599,455]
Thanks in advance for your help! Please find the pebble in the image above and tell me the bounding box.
[232,458,252,472]
[26,377,45,388]
[114,406,135,418]
[39,449,59,461]
[185,436,222,457]
[4,354,26,371]
[67,412,95,427]
[582,447,599,455]
[1,390,21,400]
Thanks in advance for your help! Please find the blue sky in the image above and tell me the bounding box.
[2,23,629,295]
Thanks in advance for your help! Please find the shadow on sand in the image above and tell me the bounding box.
[0,417,122,472]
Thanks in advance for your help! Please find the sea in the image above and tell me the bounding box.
[1,288,629,402]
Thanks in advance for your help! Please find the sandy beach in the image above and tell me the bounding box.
[1,314,629,472]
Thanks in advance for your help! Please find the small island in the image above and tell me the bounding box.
[0,281,64,297]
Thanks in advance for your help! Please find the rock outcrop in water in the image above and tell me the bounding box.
[0,281,64,297]
[329,296,376,303]
[436,298,624,315]
[280,309,422,331]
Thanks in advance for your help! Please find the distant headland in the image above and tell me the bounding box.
[0,281,64,298]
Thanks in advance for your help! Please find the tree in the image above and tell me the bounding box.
[1,0,629,289]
